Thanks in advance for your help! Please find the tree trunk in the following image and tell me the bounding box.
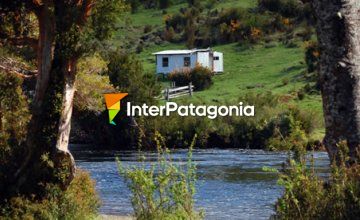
[12,6,55,193]
[54,59,77,186]
[7,0,92,196]
[33,5,54,111]
[312,0,360,162]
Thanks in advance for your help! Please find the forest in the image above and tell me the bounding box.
[0,0,359,219]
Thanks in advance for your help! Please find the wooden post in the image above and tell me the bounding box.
[189,82,193,96]
[166,87,170,101]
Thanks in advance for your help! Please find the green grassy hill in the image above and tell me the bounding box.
[114,0,325,139]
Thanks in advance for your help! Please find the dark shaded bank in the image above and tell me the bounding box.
[70,103,324,151]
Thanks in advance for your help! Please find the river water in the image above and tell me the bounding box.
[73,149,330,220]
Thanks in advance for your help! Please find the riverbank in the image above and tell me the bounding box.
[99,214,134,220]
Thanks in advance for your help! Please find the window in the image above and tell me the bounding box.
[184,57,191,67]
[214,56,219,61]
[162,57,169,67]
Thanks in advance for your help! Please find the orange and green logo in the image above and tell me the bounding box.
[104,93,128,125]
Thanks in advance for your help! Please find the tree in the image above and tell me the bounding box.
[159,0,171,9]
[310,0,360,163]
[187,0,200,7]
[184,8,199,49]
[128,0,141,13]
[106,52,160,105]
[0,0,126,198]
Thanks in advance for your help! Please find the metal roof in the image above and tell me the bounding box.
[152,48,212,55]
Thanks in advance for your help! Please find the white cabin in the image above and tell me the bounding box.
[153,48,223,74]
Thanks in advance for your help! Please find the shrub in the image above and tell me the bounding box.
[266,112,308,153]
[187,0,201,7]
[105,52,161,105]
[164,7,273,47]
[190,65,214,90]
[283,39,298,48]
[168,68,191,87]
[282,77,289,85]
[274,143,360,219]
[297,90,305,100]
[159,0,172,9]
[0,71,30,199]
[128,0,141,13]
[298,26,313,41]
[117,133,204,220]
[258,0,303,18]
[75,54,114,112]
[144,25,153,34]
[0,170,99,219]
[265,105,319,151]
[163,27,176,42]
[168,65,213,91]
[301,82,319,95]
[304,40,319,73]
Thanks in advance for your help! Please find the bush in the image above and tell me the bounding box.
[258,0,303,18]
[105,52,161,105]
[282,77,289,85]
[75,54,114,112]
[136,92,319,150]
[297,90,305,100]
[274,143,360,219]
[190,65,214,90]
[117,133,203,220]
[144,25,153,33]
[1,170,99,219]
[168,68,191,87]
[159,0,172,9]
[283,39,298,48]
[164,6,272,47]
[187,0,201,7]
[128,0,141,13]
[0,71,30,199]
[168,65,213,91]
[266,111,308,153]
[304,41,319,73]
[163,27,176,42]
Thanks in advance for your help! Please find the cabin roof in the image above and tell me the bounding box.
[152,48,212,55]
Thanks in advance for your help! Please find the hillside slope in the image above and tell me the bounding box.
[115,0,325,139]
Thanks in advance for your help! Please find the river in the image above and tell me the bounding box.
[73,149,330,220]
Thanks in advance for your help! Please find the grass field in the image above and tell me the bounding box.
[115,0,325,139]
[139,42,322,107]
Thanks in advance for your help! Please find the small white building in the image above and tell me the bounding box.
[153,48,223,74]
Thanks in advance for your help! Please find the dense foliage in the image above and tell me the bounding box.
[1,171,99,219]
[0,71,29,198]
[275,143,360,219]
[0,0,128,217]
[0,70,99,219]
[258,0,313,21]
[75,54,114,112]
[160,0,313,48]
[127,92,320,150]
[106,52,161,105]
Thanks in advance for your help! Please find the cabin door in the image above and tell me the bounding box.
[209,52,214,71]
